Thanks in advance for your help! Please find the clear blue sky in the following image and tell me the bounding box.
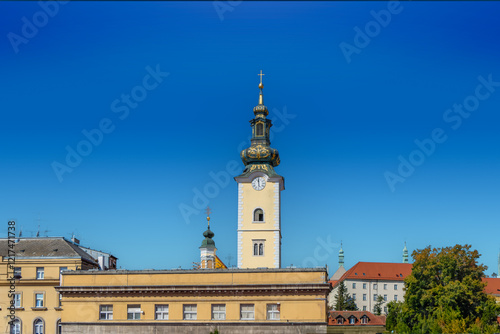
[1,2,499,274]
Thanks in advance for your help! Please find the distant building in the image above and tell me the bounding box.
[483,277,500,303]
[328,310,386,333]
[0,237,116,334]
[329,243,347,288]
[328,262,412,313]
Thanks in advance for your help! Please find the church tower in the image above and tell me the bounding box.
[339,242,345,268]
[235,71,284,269]
[402,242,409,263]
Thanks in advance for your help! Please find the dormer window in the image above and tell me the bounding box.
[336,316,345,324]
[349,316,356,324]
[253,209,264,222]
[361,315,369,324]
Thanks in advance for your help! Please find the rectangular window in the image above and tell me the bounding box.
[240,304,255,320]
[127,304,141,320]
[35,293,44,307]
[13,267,21,279]
[266,304,280,320]
[373,283,378,290]
[352,293,356,300]
[183,304,197,320]
[349,317,355,324]
[384,284,387,290]
[59,267,68,273]
[394,284,398,290]
[99,305,113,320]
[362,294,367,301]
[363,306,367,311]
[373,294,378,301]
[13,293,21,308]
[252,240,265,256]
[58,292,62,307]
[212,304,226,320]
[384,306,388,314]
[155,305,169,320]
[363,283,367,289]
[352,282,356,289]
[394,295,398,301]
[36,267,44,280]
[384,294,387,301]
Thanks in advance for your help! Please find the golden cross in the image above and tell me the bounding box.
[258,70,265,84]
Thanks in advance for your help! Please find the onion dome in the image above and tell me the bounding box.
[200,215,215,248]
[238,70,281,177]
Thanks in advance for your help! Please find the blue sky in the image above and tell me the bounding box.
[1,1,499,274]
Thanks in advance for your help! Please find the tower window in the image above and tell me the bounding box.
[253,240,264,256]
[253,208,264,222]
[256,123,264,136]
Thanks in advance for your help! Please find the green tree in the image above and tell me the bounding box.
[334,281,358,311]
[373,294,384,315]
[386,244,500,334]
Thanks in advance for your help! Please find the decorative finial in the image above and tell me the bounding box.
[258,70,265,104]
[205,206,212,228]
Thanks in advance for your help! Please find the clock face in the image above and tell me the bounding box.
[252,177,266,191]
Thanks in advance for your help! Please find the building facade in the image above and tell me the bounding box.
[57,268,331,334]
[328,262,412,313]
[0,237,115,334]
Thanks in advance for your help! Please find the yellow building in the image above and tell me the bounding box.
[236,73,283,269]
[0,237,115,334]
[57,267,330,333]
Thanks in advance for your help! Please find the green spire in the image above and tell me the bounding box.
[403,242,408,263]
[339,242,344,268]
[200,208,215,249]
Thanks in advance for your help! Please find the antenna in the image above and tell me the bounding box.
[226,254,233,267]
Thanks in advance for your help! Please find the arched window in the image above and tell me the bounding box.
[256,123,264,136]
[33,319,44,334]
[259,243,264,256]
[253,209,264,222]
[253,243,258,256]
[56,319,62,334]
[10,318,21,334]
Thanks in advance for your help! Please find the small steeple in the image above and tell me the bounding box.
[402,242,409,263]
[200,207,216,269]
[258,70,265,106]
[339,241,344,268]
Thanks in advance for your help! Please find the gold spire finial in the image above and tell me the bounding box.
[257,70,265,104]
[205,206,212,228]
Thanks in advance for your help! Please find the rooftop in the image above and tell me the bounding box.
[331,262,412,286]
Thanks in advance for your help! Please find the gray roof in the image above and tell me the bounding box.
[0,237,97,264]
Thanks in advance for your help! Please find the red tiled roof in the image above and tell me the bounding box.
[483,277,500,296]
[329,311,386,326]
[333,262,412,288]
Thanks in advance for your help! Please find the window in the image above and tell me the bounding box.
[373,294,378,301]
[352,283,356,289]
[240,304,254,320]
[394,295,398,301]
[253,209,264,222]
[362,294,366,301]
[352,293,356,300]
[155,305,169,320]
[183,304,197,320]
[57,320,62,334]
[99,305,113,320]
[267,304,280,320]
[256,123,264,136]
[13,293,21,308]
[13,267,21,279]
[212,304,226,320]
[394,284,398,290]
[384,294,388,301]
[361,315,368,324]
[10,318,21,334]
[36,267,44,280]
[362,306,367,311]
[35,293,44,307]
[349,316,356,324]
[336,317,344,324]
[59,267,67,274]
[384,306,388,314]
[362,283,367,289]
[33,319,44,334]
[253,240,264,256]
[384,284,387,290]
[373,283,378,290]
[58,293,62,307]
[127,305,141,320]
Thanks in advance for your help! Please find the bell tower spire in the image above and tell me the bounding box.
[200,207,216,269]
[402,242,409,263]
[235,71,284,269]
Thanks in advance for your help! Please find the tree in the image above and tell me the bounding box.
[334,281,358,311]
[373,294,384,315]
[386,244,500,334]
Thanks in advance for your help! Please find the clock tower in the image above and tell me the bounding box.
[235,71,284,269]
